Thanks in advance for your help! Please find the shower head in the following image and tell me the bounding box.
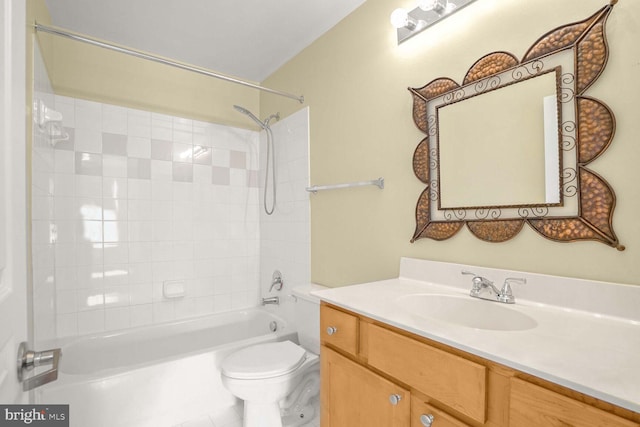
[233,105,266,129]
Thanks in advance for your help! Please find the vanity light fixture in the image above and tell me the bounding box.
[391,0,477,44]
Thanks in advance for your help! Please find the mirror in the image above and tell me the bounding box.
[438,70,559,208]
[409,3,624,250]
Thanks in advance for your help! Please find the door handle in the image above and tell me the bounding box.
[17,342,61,391]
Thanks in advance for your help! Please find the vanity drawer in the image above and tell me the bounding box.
[320,304,358,355]
[411,397,471,427]
[509,378,639,427]
[367,323,486,423]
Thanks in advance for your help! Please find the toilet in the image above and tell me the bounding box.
[221,284,326,427]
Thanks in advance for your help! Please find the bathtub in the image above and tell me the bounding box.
[36,308,297,427]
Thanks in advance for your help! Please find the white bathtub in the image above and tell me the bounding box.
[36,308,297,427]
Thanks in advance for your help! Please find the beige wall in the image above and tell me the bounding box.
[262,0,640,287]
[29,4,261,130]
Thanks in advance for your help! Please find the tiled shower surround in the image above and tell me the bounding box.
[34,94,265,339]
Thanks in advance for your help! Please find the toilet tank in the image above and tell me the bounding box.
[291,284,327,354]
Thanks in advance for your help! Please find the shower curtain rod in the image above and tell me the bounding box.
[34,23,305,104]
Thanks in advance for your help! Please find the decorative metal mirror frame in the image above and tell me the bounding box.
[409,1,624,250]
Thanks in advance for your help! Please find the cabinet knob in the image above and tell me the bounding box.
[326,326,338,335]
[420,414,435,427]
[388,394,402,405]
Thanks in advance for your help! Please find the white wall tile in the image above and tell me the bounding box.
[102,104,128,135]
[105,306,131,331]
[77,220,103,243]
[103,264,129,287]
[74,243,104,266]
[75,175,102,198]
[103,177,127,199]
[128,221,153,242]
[37,96,283,339]
[56,267,78,290]
[56,313,78,338]
[75,129,103,153]
[152,200,172,221]
[56,290,78,314]
[128,179,151,200]
[104,286,131,307]
[103,221,128,243]
[77,197,103,221]
[55,96,75,128]
[103,199,128,221]
[152,301,175,322]
[129,242,152,263]
[130,304,153,327]
[130,283,153,305]
[128,200,152,221]
[103,154,128,178]
[104,243,129,264]
[54,150,75,174]
[54,173,75,197]
[76,265,104,289]
[128,110,151,138]
[129,262,153,284]
[128,136,151,159]
[75,100,102,131]
[151,181,172,201]
[77,289,104,311]
[77,309,105,335]
[151,159,172,181]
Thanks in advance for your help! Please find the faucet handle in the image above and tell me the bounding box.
[461,270,477,277]
[499,277,526,303]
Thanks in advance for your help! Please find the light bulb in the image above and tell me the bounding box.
[391,8,416,29]
[417,0,447,14]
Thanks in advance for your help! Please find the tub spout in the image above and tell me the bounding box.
[261,296,280,305]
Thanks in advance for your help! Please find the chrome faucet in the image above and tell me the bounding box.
[461,271,526,304]
[261,296,280,305]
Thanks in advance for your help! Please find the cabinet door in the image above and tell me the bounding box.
[321,346,410,427]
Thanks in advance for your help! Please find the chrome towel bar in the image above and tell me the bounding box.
[306,177,384,194]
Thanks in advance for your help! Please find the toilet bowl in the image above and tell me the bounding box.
[221,340,320,427]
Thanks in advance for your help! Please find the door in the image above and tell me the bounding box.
[321,347,410,426]
[0,0,29,405]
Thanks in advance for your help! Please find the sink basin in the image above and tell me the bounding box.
[395,294,537,331]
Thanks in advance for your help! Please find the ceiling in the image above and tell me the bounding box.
[44,0,367,83]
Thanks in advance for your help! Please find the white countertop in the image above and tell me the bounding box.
[312,261,640,413]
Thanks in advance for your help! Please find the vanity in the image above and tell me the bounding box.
[313,258,640,427]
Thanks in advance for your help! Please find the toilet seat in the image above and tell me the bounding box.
[222,341,307,380]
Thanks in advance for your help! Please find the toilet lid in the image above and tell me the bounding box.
[222,341,307,380]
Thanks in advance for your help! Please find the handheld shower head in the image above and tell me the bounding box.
[233,105,266,129]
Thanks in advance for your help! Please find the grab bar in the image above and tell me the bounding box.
[306,177,384,194]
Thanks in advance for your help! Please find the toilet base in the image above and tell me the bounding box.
[243,402,282,427]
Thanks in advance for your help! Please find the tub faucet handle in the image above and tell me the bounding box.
[269,270,283,292]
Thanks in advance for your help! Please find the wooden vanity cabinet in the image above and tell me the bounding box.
[320,303,640,427]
